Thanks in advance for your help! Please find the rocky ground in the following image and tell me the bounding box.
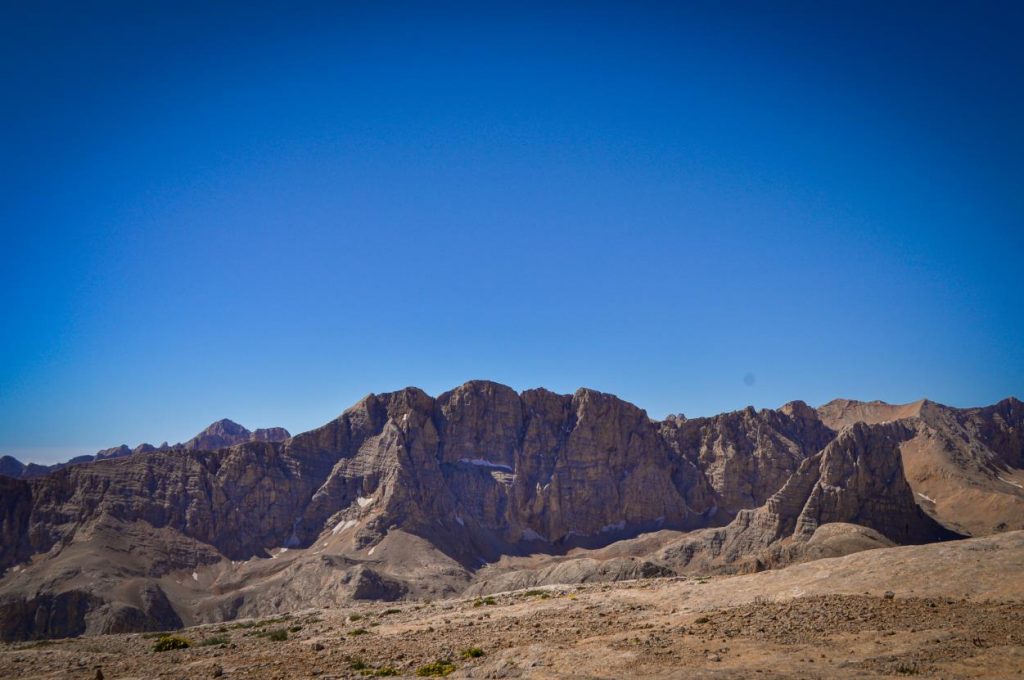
[2,532,1023,679]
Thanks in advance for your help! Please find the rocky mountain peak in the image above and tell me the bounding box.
[816,397,926,430]
[183,418,290,451]
[94,444,132,460]
[0,456,25,479]
[778,399,817,421]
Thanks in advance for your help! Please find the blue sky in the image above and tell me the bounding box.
[2,1,1022,463]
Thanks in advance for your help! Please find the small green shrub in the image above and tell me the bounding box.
[351,657,400,676]
[198,635,230,647]
[152,635,191,652]
[349,628,370,636]
[416,660,456,676]
[380,608,401,615]
[349,613,364,622]
[227,616,286,630]
[267,628,288,641]
[288,624,303,633]
[461,647,485,658]
[472,597,496,607]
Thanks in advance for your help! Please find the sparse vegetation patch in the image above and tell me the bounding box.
[416,660,456,676]
[198,635,230,647]
[151,635,191,652]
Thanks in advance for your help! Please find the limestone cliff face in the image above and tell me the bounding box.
[0,477,32,569]
[0,381,831,586]
[820,397,1024,535]
[469,421,954,595]
[657,421,957,573]
[2,383,967,579]
[0,430,343,580]
[294,382,718,558]
[794,422,951,543]
[920,397,1024,472]
[660,400,835,515]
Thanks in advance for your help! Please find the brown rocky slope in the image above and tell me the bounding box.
[2,530,1022,680]
[819,397,1024,535]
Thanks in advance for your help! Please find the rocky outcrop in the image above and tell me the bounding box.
[467,422,931,595]
[0,582,182,640]
[930,397,1024,471]
[818,397,1024,535]
[793,422,951,543]
[657,422,959,573]
[0,476,33,569]
[293,382,720,564]
[94,445,133,461]
[659,400,834,515]
[0,591,101,641]
[466,557,673,595]
[253,427,291,443]
[182,419,291,451]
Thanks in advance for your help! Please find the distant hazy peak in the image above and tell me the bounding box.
[1,419,291,479]
[183,419,290,451]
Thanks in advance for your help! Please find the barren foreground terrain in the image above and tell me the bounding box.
[2,532,1022,679]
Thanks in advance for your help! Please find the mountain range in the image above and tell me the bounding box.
[0,419,291,479]
[0,381,1020,642]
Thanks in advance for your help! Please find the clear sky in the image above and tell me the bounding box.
[2,1,1022,463]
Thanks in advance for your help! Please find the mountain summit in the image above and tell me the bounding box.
[182,418,291,451]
